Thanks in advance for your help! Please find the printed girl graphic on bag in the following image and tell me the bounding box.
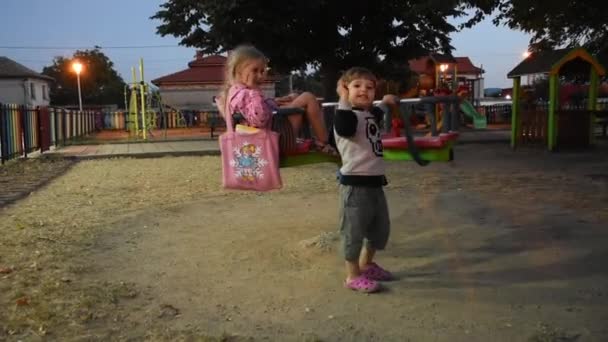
[231,143,269,182]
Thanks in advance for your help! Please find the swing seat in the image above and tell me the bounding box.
[440,131,460,142]
[381,132,459,162]
[382,131,459,148]
[284,139,314,155]
[382,136,444,149]
[231,112,340,168]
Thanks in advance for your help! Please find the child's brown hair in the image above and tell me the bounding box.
[339,67,378,86]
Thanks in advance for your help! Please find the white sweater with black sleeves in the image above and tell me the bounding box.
[333,102,388,187]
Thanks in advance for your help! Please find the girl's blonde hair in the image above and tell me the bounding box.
[339,67,378,86]
[218,45,268,117]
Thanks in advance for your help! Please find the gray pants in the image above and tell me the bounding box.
[338,185,390,262]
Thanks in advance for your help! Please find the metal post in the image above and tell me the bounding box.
[76,72,83,112]
[139,58,147,140]
[427,101,437,136]
[449,99,456,132]
[510,77,520,149]
[131,67,139,137]
[548,74,558,151]
[441,99,450,133]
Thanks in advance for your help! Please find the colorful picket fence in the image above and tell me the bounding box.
[0,103,99,164]
[100,110,211,130]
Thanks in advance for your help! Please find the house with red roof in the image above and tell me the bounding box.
[151,51,276,111]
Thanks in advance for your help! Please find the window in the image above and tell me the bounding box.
[42,85,48,100]
[30,82,36,100]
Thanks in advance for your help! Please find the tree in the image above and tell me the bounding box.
[152,0,495,99]
[42,49,126,107]
[274,71,324,97]
[493,0,608,56]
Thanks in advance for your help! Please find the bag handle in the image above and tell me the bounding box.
[223,87,249,134]
[223,92,234,133]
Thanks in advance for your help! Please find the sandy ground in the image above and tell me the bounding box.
[1,142,608,341]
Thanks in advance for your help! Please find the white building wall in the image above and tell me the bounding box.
[0,79,27,104]
[159,84,275,111]
[0,78,51,106]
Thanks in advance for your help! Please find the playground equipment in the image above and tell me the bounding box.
[381,96,459,163]
[460,99,487,129]
[272,95,460,168]
[217,96,462,192]
[124,58,164,140]
[404,54,488,130]
[507,47,606,151]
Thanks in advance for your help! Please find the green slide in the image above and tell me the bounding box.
[460,99,487,129]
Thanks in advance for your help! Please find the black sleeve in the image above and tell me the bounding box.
[334,109,358,137]
[371,105,388,124]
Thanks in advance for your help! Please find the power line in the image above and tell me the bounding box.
[0,45,183,50]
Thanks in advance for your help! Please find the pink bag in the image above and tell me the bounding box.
[219,105,282,191]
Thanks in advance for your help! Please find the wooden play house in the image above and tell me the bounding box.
[408,53,459,93]
[507,47,606,150]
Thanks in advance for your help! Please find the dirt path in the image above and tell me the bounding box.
[1,143,608,341]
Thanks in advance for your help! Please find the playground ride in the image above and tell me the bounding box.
[124,58,185,140]
[381,96,460,164]
[232,95,461,169]
[219,95,462,191]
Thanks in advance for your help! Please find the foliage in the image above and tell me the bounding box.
[493,0,608,56]
[152,0,495,99]
[42,49,126,107]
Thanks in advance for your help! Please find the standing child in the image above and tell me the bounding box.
[216,45,338,156]
[334,67,399,293]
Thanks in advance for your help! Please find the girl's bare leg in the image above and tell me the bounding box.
[283,92,328,143]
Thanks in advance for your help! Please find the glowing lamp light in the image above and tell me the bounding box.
[72,61,83,74]
[439,64,448,72]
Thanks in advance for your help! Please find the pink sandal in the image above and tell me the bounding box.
[344,275,380,293]
[361,262,394,281]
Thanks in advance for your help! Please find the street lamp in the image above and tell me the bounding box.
[72,61,83,112]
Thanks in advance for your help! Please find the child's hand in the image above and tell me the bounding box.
[336,80,349,102]
[381,94,400,106]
